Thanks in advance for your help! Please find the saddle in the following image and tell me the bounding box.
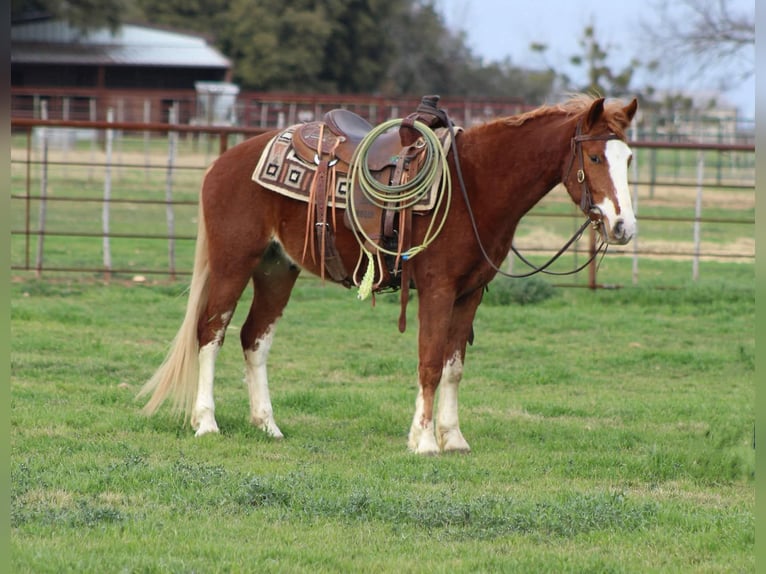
[291,96,450,290]
[252,96,453,331]
[292,109,407,175]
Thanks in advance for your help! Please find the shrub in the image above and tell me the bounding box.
[483,276,557,306]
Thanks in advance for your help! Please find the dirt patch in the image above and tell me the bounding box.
[634,184,754,211]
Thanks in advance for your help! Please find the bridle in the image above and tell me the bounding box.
[448,115,622,279]
[564,118,623,221]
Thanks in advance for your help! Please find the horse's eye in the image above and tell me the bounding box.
[589,154,600,164]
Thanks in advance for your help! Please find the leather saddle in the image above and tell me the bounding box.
[285,96,451,331]
[293,109,406,175]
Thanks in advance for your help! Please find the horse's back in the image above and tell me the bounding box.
[203,131,276,202]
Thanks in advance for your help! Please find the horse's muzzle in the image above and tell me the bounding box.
[591,209,634,245]
[607,218,634,245]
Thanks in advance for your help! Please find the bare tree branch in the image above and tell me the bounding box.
[641,0,754,85]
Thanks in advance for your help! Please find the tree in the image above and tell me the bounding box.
[222,0,336,92]
[531,22,648,100]
[380,0,462,96]
[640,0,754,85]
[381,0,553,100]
[11,0,127,31]
[132,0,229,36]
[318,0,401,93]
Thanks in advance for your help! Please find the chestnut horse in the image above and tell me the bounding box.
[139,95,638,454]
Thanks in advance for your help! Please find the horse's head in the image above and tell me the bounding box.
[562,97,638,245]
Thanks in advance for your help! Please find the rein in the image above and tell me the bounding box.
[446,115,614,279]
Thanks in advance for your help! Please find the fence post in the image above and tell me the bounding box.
[649,118,657,198]
[716,122,723,186]
[103,108,114,280]
[692,150,704,281]
[62,96,70,177]
[88,97,97,182]
[588,226,597,289]
[34,101,49,278]
[165,104,178,280]
[144,99,151,180]
[116,99,124,180]
[631,123,640,285]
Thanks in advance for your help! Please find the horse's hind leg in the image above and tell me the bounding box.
[194,267,253,436]
[240,242,300,438]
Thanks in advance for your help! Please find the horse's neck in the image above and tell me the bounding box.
[447,113,576,265]
[459,113,574,216]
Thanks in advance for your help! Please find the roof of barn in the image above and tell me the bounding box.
[11,19,230,69]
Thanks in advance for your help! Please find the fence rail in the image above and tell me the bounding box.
[10,116,754,287]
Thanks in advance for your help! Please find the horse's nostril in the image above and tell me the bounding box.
[613,220,624,237]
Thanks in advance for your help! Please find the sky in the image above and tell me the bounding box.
[436,0,755,118]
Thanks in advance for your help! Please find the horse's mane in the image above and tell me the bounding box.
[480,94,632,139]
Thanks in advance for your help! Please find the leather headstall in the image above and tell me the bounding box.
[564,119,622,220]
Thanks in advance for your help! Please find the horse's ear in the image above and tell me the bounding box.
[585,97,606,130]
[623,98,638,123]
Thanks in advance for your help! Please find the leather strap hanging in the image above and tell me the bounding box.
[313,159,350,283]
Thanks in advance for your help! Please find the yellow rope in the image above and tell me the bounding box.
[347,119,452,262]
[356,247,376,300]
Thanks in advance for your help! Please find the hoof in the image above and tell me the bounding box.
[194,423,220,437]
[408,424,441,455]
[252,415,284,439]
[193,410,219,436]
[261,423,284,440]
[438,429,471,454]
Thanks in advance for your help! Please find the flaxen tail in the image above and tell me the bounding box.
[137,194,210,422]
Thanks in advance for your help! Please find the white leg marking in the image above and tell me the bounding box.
[436,353,471,453]
[408,387,440,455]
[192,311,231,436]
[193,340,221,436]
[244,324,283,439]
[596,140,636,243]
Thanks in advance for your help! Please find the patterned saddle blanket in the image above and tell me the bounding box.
[252,119,455,213]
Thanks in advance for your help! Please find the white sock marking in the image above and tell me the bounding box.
[244,324,283,438]
[194,339,221,436]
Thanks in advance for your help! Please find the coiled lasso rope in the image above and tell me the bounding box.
[347,119,452,299]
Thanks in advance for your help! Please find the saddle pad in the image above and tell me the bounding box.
[252,124,460,213]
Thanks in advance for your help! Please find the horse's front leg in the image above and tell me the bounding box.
[409,353,471,455]
[434,288,483,453]
[408,294,454,455]
[436,352,471,453]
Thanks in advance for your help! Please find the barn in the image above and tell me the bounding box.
[11,17,232,123]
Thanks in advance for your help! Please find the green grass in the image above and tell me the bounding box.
[10,268,754,572]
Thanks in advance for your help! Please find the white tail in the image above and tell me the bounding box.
[137,198,210,421]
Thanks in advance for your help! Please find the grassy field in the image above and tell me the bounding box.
[10,261,754,572]
[10,131,755,571]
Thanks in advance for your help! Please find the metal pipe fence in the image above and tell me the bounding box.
[10,117,754,287]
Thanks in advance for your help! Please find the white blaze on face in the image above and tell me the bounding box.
[595,139,636,243]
